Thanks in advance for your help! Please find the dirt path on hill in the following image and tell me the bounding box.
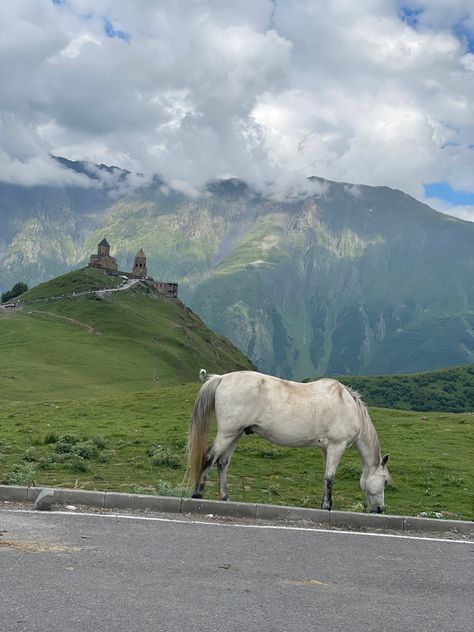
[29,311,101,335]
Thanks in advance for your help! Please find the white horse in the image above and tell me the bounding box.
[186,369,391,513]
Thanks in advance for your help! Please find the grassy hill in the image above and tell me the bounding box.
[19,267,123,300]
[332,365,474,412]
[0,268,254,403]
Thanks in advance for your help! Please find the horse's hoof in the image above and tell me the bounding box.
[321,503,331,511]
[191,493,203,499]
[220,496,228,502]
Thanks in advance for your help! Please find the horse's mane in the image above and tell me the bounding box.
[343,385,381,465]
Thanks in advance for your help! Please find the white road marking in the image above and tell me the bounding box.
[3,508,473,545]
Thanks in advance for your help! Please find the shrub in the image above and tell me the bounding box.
[147,445,181,469]
[2,464,36,486]
[257,446,288,459]
[54,441,75,454]
[66,457,88,473]
[92,435,107,449]
[155,480,187,497]
[23,447,40,462]
[43,432,59,444]
[59,434,80,444]
[1,281,28,303]
[73,442,98,460]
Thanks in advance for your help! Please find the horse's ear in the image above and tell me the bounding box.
[381,454,389,467]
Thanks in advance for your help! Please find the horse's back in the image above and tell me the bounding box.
[214,371,362,446]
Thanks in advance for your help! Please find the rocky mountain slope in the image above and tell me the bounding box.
[1,164,473,378]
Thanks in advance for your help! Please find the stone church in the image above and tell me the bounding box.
[88,238,177,297]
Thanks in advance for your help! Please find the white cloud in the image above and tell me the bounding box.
[0,0,473,214]
[424,197,474,223]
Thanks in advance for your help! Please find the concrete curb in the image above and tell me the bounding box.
[1,485,473,535]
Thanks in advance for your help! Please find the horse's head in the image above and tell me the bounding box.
[360,454,391,514]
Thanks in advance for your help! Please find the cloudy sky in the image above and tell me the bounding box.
[1,0,474,220]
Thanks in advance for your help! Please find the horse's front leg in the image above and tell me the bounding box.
[321,443,346,510]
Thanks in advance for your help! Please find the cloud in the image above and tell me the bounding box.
[424,197,474,223]
[0,0,473,215]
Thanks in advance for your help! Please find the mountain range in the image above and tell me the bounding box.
[1,158,473,379]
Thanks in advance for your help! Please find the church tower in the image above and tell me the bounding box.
[133,248,147,277]
[98,238,111,257]
[89,237,118,272]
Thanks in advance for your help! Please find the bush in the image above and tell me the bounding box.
[148,445,181,469]
[155,480,187,497]
[66,457,88,473]
[43,432,59,444]
[59,434,80,444]
[2,463,36,486]
[1,281,28,303]
[73,441,98,460]
[2,282,27,303]
[54,441,75,454]
[257,446,288,459]
[23,447,40,462]
[92,435,107,449]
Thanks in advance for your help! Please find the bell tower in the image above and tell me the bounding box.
[133,248,147,277]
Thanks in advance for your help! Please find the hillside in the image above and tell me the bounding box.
[1,164,473,379]
[328,365,474,413]
[0,268,254,403]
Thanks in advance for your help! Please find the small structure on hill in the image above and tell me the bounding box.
[133,248,147,278]
[88,238,178,298]
[89,238,118,273]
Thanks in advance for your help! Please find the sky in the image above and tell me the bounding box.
[1,0,474,220]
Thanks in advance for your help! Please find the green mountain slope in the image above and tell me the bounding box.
[85,179,473,378]
[2,169,473,378]
[0,269,254,402]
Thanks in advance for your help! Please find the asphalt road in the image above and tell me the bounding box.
[1,508,472,632]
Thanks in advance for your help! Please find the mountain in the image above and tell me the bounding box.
[1,162,473,378]
[0,268,254,402]
[0,157,133,291]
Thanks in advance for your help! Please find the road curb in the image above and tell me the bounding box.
[1,485,473,535]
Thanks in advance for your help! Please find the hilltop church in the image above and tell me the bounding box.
[88,238,177,298]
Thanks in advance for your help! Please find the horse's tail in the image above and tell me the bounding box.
[185,370,223,489]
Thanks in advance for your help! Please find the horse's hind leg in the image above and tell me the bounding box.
[321,443,346,510]
[217,435,241,501]
[191,444,215,499]
[191,432,241,500]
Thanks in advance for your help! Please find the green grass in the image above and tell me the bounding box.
[0,387,472,520]
[1,266,472,521]
[0,272,253,402]
[19,268,123,300]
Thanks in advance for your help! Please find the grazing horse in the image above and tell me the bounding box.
[186,369,391,513]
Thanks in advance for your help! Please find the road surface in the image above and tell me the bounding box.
[1,508,472,632]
